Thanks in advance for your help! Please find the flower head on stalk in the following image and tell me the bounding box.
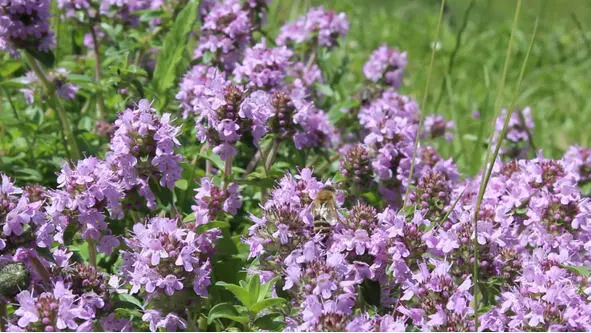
[363,44,408,89]
[194,0,254,71]
[106,99,182,209]
[40,157,123,254]
[276,6,349,49]
[192,177,242,226]
[0,0,54,56]
[492,107,535,159]
[20,68,79,104]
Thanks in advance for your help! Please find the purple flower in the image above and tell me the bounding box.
[106,99,182,208]
[363,44,408,89]
[13,281,88,331]
[0,0,54,56]
[423,114,454,141]
[192,177,242,225]
[142,310,187,332]
[276,6,349,48]
[121,217,220,298]
[57,0,91,18]
[233,41,293,89]
[100,313,132,332]
[193,0,253,71]
[41,157,124,248]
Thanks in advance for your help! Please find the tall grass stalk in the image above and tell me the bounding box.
[403,0,447,207]
[472,0,530,327]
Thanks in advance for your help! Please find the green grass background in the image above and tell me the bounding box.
[269,0,591,175]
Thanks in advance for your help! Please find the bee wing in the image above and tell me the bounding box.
[325,200,340,225]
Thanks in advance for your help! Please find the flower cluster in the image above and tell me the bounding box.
[177,64,337,160]
[0,174,44,255]
[493,106,535,159]
[423,114,454,141]
[0,0,54,56]
[194,0,258,71]
[41,157,124,253]
[106,100,182,209]
[20,68,79,104]
[276,6,349,49]
[363,44,407,89]
[233,41,293,89]
[4,245,125,331]
[4,2,591,332]
[192,177,242,226]
[121,217,220,329]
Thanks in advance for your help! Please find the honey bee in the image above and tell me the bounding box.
[312,185,340,238]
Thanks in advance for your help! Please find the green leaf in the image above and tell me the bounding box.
[183,212,196,222]
[250,298,286,314]
[564,265,591,277]
[248,275,261,307]
[199,149,226,171]
[315,83,334,97]
[216,282,252,307]
[328,99,358,124]
[175,179,188,190]
[70,243,90,262]
[197,220,230,232]
[207,303,248,325]
[257,276,279,303]
[253,312,284,331]
[152,0,199,93]
[117,294,144,309]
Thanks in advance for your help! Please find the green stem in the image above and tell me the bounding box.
[88,239,98,268]
[204,143,212,177]
[472,1,527,328]
[264,138,281,172]
[222,156,232,191]
[23,51,81,161]
[403,0,446,207]
[433,0,476,114]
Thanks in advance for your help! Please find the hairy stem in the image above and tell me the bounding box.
[223,156,233,191]
[88,239,98,268]
[24,51,81,161]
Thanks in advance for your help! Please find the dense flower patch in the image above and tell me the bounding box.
[1,0,590,332]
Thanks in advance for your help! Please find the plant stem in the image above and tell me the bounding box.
[433,0,476,114]
[403,0,446,207]
[23,51,81,161]
[0,301,5,331]
[90,25,106,120]
[264,138,281,172]
[29,254,51,283]
[244,149,263,176]
[223,156,233,191]
[88,239,98,268]
[472,1,526,328]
